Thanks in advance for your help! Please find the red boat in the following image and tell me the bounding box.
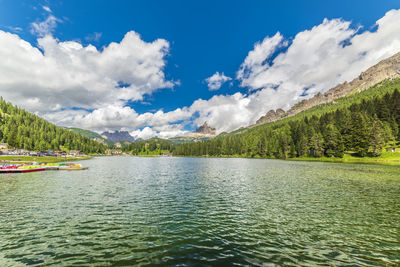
[0,168,46,173]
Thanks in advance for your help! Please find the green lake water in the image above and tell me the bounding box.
[0,157,399,266]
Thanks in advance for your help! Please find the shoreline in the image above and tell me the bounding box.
[0,155,93,164]
[287,156,400,166]
[19,153,398,167]
[169,152,400,166]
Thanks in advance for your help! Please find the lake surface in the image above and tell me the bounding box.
[0,157,399,266]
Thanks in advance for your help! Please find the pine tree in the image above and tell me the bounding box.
[369,116,385,157]
[323,123,344,157]
[351,112,369,157]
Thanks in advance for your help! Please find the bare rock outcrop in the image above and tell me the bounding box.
[255,108,286,125]
[188,122,217,137]
[254,51,400,125]
[101,131,136,142]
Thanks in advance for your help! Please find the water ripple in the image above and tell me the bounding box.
[0,157,399,266]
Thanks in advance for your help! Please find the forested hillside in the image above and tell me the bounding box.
[68,127,113,147]
[0,97,106,154]
[123,138,174,155]
[174,79,400,159]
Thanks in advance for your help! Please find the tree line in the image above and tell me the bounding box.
[0,97,106,154]
[122,138,174,155]
[173,88,400,159]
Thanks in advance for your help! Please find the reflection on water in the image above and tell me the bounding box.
[0,157,399,266]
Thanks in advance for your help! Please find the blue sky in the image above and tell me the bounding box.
[1,0,400,138]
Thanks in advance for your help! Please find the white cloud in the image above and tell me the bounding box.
[3,26,23,32]
[0,30,174,113]
[130,124,189,140]
[85,32,102,43]
[60,105,192,133]
[189,9,400,133]
[3,9,400,139]
[30,15,60,37]
[205,71,232,90]
[0,28,184,137]
[237,32,286,87]
[40,104,192,137]
[130,127,157,140]
[42,6,52,13]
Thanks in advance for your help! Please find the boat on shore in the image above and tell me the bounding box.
[0,163,88,173]
[59,163,89,171]
[0,168,46,173]
[0,165,46,173]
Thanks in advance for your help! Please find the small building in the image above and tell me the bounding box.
[46,150,56,157]
[55,150,67,156]
[113,149,122,155]
[6,149,18,155]
[0,143,9,150]
[386,147,399,152]
[114,142,122,148]
[16,149,30,155]
[69,150,83,156]
[161,152,173,157]
[105,149,122,155]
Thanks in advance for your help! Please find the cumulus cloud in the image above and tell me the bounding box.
[189,9,400,133]
[0,30,174,112]
[67,106,191,132]
[0,28,186,137]
[205,72,232,90]
[3,9,400,139]
[237,32,286,87]
[131,124,189,140]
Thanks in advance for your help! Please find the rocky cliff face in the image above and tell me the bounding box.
[101,131,136,142]
[255,108,285,125]
[188,122,217,137]
[254,51,400,126]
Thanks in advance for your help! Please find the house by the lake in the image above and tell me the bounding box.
[0,143,9,150]
[69,150,83,156]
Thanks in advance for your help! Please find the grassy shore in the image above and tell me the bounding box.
[0,155,93,164]
[172,151,400,166]
[289,152,400,166]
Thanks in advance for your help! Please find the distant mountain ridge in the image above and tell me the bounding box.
[253,51,400,126]
[101,130,136,142]
[67,127,113,146]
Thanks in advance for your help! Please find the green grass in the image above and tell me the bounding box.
[136,149,170,156]
[0,155,93,164]
[173,151,400,166]
[289,152,400,166]
[168,136,212,144]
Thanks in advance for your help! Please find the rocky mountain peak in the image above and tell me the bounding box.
[255,108,286,125]
[195,122,216,134]
[189,122,217,137]
[101,130,135,142]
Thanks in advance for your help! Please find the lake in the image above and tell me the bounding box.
[0,157,399,266]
